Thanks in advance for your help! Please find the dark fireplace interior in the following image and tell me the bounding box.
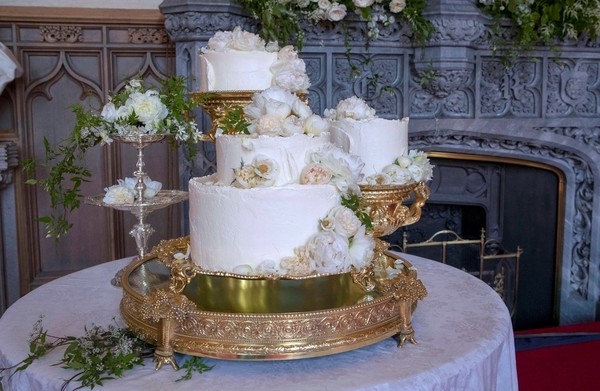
[385,155,561,330]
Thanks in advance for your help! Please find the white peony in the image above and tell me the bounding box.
[292,99,313,119]
[304,114,330,136]
[305,231,351,274]
[204,30,233,52]
[264,100,293,119]
[348,225,375,269]
[230,26,266,51]
[103,183,135,204]
[126,90,168,132]
[272,68,311,92]
[100,101,118,122]
[365,172,392,185]
[282,115,304,136]
[123,176,162,198]
[328,96,377,120]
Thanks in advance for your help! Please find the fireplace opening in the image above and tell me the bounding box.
[385,154,562,330]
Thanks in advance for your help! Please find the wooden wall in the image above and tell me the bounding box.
[0,6,182,310]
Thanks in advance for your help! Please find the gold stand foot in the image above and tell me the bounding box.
[153,351,179,370]
[394,330,418,347]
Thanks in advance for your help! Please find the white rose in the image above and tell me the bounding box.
[353,0,374,7]
[318,0,332,10]
[389,0,407,13]
[103,184,135,204]
[348,225,375,269]
[233,164,258,188]
[327,3,347,21]
[303,114,330,136]
[305,231,351,274]
[327,205,361,237]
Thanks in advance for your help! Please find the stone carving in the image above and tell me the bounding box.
[128,28,169,44]
[163,13,253,42]
[547,60,599,116]
[427,16,486,44]
[481,59,539,116]
[40,25,82,43]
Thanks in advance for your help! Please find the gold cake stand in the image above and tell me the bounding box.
[119,181,430,369]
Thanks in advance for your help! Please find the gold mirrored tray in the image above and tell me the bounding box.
[120,237,427,369]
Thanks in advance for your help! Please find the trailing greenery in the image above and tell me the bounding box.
[0,317,214,390]
[478,0,600,58]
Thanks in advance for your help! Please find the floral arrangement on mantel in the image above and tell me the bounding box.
[24,76,204,239]
[478,0,600,54]
[235,0,434,48]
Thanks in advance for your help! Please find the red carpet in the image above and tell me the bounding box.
[515,322,600,391]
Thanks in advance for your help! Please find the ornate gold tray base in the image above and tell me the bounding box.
[120,237,427,369]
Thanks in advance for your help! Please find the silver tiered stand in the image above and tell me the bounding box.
[85,133,188,286]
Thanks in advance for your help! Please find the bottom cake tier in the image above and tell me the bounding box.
[119,237,427,367]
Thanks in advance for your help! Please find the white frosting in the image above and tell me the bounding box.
[329,117,409,178]
[189,177,341,274]
[199,50,278,91]
[215,132,331,186]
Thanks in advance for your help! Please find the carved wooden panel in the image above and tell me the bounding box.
[0,8,179,297]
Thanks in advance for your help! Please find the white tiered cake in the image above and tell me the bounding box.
[189,86,373,277]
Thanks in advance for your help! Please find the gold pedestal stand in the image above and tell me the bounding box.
[119,182,430,369]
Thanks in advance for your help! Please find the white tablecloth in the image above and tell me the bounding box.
[0,254,518,391]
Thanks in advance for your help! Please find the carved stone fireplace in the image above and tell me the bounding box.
[159,0,600,327]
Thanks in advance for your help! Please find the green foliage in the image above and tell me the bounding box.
[478,0,600,60]
[235,0,433,49]
[217,106,250,135]
[342,193,372,230]
[0,317,213,390]
[175,356,215,382]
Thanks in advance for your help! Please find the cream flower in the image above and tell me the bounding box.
[252,155,279,184]
[389,0,407,13]
[327,205,362,237]
[127,90,169,132]
[230,26,266,51]
[281,247,315,276]
[327,3,347,21]
[233,164,258,188]
[382,164,413,184]
[366,172,392,185]
[292,99,312,119]
[100,101,118,122]
[300,163,333,185]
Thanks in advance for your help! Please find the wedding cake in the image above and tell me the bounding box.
[326,96,432,185]
[189,87,374,277]
[198,26,310,92]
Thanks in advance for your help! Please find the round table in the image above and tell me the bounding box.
[0,254,518,391]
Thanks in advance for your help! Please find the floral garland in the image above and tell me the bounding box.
[235,0,434,49]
